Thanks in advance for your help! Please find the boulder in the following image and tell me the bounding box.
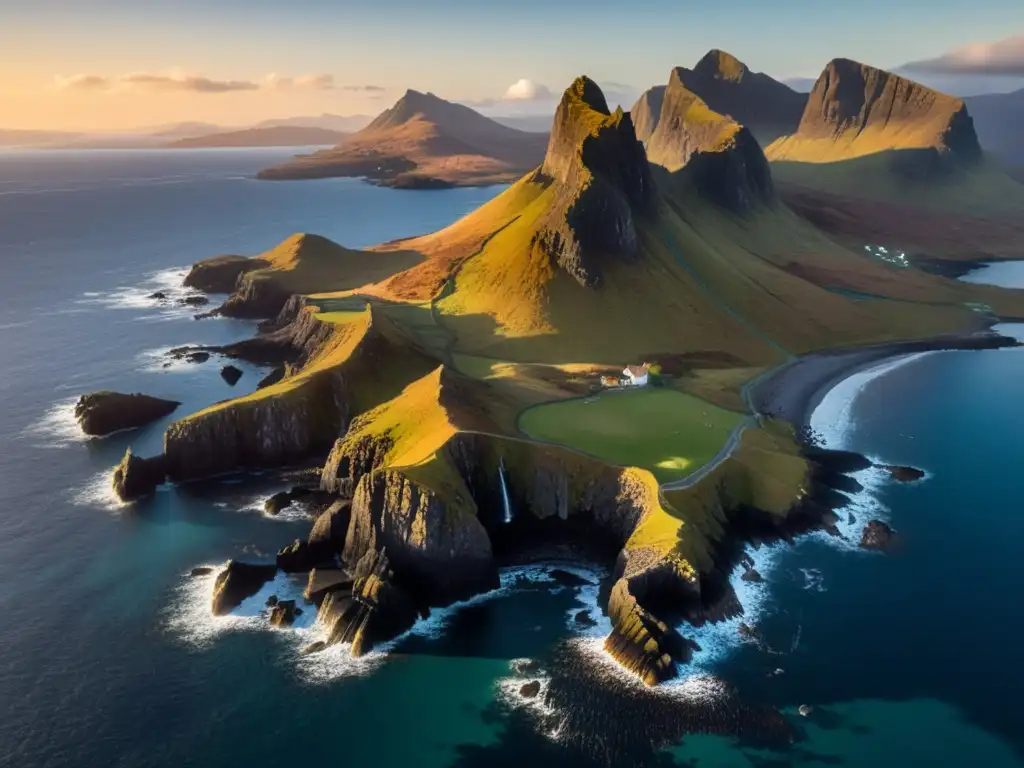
[308,500,352,551]
[304,568,353,605]
[264,491,293,516]
[179,295,209,307]
[269,599,298,627]
[266,594,279,607]
[883,465,925,483]
[111,448,168,501]
[148,291,168,300]
[190,566,213,577]
[574,609,598,628]
[741,568,763,583]
[301,641,326,656]
[211,560,277,616]
[220,365,243,386]
[75,391,180,437]
[277,539,331,573]
[860,520,897,551]
[187,352,210,364]
[519,681,542,699]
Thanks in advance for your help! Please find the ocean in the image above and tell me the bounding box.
[1,149,1023,768]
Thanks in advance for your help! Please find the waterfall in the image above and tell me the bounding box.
[498,458,513,524]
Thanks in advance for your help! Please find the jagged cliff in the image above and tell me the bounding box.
[767,58,982,169]
[533,76,655,288]
[646,69,776,212]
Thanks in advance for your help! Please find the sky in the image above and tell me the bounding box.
[2,0,1023,131]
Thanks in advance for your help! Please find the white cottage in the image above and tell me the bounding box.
[623,363,651,387]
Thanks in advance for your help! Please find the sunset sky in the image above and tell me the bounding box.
[3,0,1023,131]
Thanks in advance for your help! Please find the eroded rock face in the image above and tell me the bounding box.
[344,470,499,606]
[211,560,276,616]
[75,392,180,437]
[163,369,349,482]
[183,254,267,293]
[534,77,655,288]
[111,448,168,501]
[304,568,353,605]
[269,599,299,627]
[321,434,394,496]
[630,86,667,144]
[308,500,352,552]
[218,274,292,319]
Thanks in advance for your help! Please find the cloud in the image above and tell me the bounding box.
[597,80,642,109]
[504,78,553,101]
[53,74,110,90]
[265,73,336,91]
[121,70,259,93]
[902,35,1024,76]
[342,84,386,93]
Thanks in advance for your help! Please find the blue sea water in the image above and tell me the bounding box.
[1,149,1023,768]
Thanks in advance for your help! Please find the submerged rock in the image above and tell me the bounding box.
[574,609,598,628]
[883,465,925,483]
[75,391,180,437]
[211,560,277,616]
[148,291,168,300]
[220,365,243,386]
[860,520,897,551]
[111,448,168,501]
[179,295,209,307]
[519,681,542,699]
[189,566,213,577]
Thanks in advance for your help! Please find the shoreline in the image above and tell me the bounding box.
[747,330,1021,431]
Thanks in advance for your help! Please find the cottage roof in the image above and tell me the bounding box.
[624,364,650,377]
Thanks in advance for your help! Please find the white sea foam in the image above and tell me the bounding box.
[20,397,85,448]
[70,469,128,511]
[74,266,203,319]
[136,343,210,373]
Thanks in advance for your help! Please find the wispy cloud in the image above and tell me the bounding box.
[902,35,1024,76]
[266,73,337,91]
[342,84,386,93]
[53,74,111,91]
[121,71,259,93]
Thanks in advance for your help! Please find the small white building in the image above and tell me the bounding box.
[623,363,651,387]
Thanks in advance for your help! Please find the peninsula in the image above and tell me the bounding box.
[109,58,1024,686]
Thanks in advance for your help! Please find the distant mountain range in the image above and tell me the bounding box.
[256,89,549,186]
[168,126,350,149]
[965,88,1024,167]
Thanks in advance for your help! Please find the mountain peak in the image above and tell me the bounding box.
[693,49,749,82]
[783,58,983,164]
[536,77,654,288]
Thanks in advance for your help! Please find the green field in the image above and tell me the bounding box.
[518,387,744,483]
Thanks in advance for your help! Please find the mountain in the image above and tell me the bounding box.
[660,49,806,146]
[645,68,774,212]
[171,75,1024,688]
[256,113,374,133]
[630,86,666,143]
[146,121,227,139]
[256,90,549,187]
[965,88,1024,166]
[488,114,552,133]
[167,126,348,149]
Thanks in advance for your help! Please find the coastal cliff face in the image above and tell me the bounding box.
[183,254,267,293]
[534,77,655,288]
[344,469,499,605]
[646,69,776,213]
[217,272,293,319]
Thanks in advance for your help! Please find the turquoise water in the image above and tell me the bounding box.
[1,150,1023,767]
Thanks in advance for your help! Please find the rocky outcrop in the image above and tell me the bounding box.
[646,69,776,212]
[317,549,418,656]
[344,469,499,605]
[211,560,276,615]
[218,274,292,319]
[276,539,334,573]
[883,465,925,483]
[269,599,300,627]
[111,448,168,501]
[860,520,897,551]
[183,254,267,293]
[75,392,180,437]
[220,365,243,386]
[308,500,352,552]
[534,77,655,288]
[304,568,352,605]
[321,434,394,496]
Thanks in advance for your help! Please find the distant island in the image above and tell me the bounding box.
[255,89,549,187]
[96,51,1024,689]
[167,125,349,149]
